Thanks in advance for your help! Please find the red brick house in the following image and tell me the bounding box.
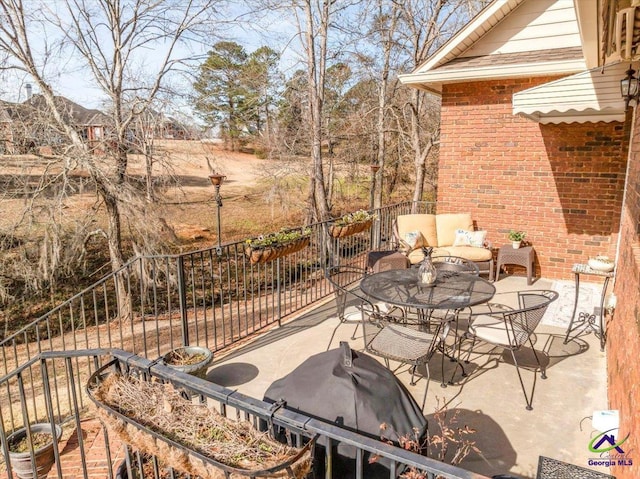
[400,1,640,477]
[2,94,108,154]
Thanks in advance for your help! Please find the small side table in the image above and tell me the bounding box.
[366,250,409,273]
[495,245,535,285]
[564,263,614,351]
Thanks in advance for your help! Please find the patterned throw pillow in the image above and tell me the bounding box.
[453,229,487,248]
[403,230,425,251]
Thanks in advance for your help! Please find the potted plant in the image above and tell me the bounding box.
[588,255,615,272]
[244,227,311,264]
[5,422,62,479]
[161,346,214,379]
[507,230,526,249]
[329,210,376,238]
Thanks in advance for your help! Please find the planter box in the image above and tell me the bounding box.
[88,363,314,479]
[245,237,310,264]
[329,219,372,239]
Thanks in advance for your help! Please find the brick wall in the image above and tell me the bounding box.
[609,110,640,479]
[438,78,628,279]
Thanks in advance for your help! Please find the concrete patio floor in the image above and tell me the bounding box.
[208,275,610,479]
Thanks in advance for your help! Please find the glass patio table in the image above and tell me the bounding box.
[360,266,496,386]
[359,267,496,312]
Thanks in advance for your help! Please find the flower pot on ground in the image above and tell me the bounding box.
[5,423,62,479]
[328,210,376,239]
[244,228,311,264]
[161,346,213,379]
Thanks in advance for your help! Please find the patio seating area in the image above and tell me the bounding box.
[209,274,609,479]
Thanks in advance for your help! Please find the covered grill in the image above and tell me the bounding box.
[264,342,427,477]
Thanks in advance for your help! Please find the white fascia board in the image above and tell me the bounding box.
[399,58,587,87]
[573,0,600,68]
[414,0,523,74]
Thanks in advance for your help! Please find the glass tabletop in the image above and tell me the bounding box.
[360,267,496,310]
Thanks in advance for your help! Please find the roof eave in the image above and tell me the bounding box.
[412,0,525,74]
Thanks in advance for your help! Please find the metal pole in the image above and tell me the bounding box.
[177,255,189,346]
[215,184,222,256]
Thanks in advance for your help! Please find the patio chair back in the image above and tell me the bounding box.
[507,290,559,348]
[325,265,368,322]
[360,298,446,410]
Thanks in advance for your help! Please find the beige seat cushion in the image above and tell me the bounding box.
[436,246,493,262]
[469,315,511,346]
[397,214,437,247]
[470,314,526,348]
[435,213,474,247]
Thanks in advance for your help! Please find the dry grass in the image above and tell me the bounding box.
[91,374,312,479]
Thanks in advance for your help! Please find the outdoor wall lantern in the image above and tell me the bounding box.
[620,65,640,111]
[209,173,226,256]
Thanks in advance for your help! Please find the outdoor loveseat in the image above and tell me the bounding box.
[394,213,494,280]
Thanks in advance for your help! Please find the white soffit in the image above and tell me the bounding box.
[512,62,628,123]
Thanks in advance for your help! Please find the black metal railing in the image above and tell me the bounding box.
[0,349,488,479]
[0,201,434,376]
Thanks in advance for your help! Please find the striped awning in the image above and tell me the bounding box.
[512,62,628,124]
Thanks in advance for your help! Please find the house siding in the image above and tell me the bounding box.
[461,0,581,57]
[609,110,640,479]
[438,78,628,280]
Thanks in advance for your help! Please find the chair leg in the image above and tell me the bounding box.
[528,336,547,379]
[464,336,477,364]
[510,349,535,410]
[409,364,417,386]
[351,322,359,340]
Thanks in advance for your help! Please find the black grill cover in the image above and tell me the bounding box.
[264,342,427,478]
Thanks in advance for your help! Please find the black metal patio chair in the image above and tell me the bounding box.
[462,289,559,410]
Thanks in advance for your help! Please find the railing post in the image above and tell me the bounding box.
[177,255,189,346]
[276,257,282,326]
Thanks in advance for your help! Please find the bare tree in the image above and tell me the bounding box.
[0,0,218,272]
[395,0,487,205]
[0,0,219,319]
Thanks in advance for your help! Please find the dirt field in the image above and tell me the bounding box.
[1,140,318,249]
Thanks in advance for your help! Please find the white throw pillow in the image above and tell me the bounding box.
[453,229,472,246]
[470,230,487,248]
[453,229,487,248]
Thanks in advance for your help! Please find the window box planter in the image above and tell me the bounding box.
[245,228,311,264]
[328,210,375,239]
[5,423,62,479]
[88,364,314,479]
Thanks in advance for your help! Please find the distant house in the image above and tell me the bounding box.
[1,94,109,155]
[137,109,195,141]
